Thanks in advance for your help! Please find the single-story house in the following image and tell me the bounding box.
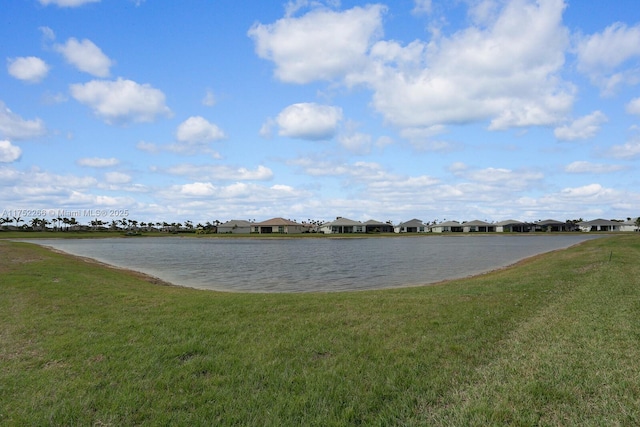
[217,219,252,234]
[395,219,428,233]
[363,219,394,233]
[621,218,639,232]
[462,220,495,233]
[430,220,463,233]
[534,219,571,232]
[319,217,364,234]
[252,217,305,234]
[495,219,531,233]
[577,218,623,232]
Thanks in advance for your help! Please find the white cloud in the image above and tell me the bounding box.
[165,164,273,181]
[179,182,216,197]
[606,136,640,159]
[176,116,225,143]
[136,141,159,153]
[0,140,22,163]
[39,0,100,7]
[173,181,304,201]
[54,38,113,77]
[77,157,120,167]
[39,26,56,41]
[105,171,132,184]
[276,103,342,140]
[451,165,544,191]
[70,78,171,125]
[253,1,573,131]
[626,98,640,116]
[565,161,626,174]
[576,22,640,93]
[557,183,618,200]
[0,101,46,140]
[202,89,216,107]
[338,131,372,154]
[7,57,50,83]
[412,0,432,15]
[249,4,386,84]
[378,0,572,130]
[554,111,607,141]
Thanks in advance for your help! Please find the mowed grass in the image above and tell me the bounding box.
[1,235,639,425]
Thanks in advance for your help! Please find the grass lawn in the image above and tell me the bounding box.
[1,235,639,425]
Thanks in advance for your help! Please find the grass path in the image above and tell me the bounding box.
[1,235,639,425]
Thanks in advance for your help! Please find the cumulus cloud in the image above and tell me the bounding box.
[626,98,640,116]
[39,0,100,7]
[7,56,50,83]
[252,1,573,132]
[576,22,640,93]
[276,103,342,140]
[372,0,572,130]
[249,4,386,84]
[554,111,607,141]
[105,171,131,184]
[174,181,304,200]
[0,101,47,140]
[54,38,113,77]
[70,78,171,125]
[176,116,225,143]
[77,157,120,167]
[451,165,544,190]
[564,161,626,174]
[0,140,22,163]
[606,136,640,159]
[164,164,273,181]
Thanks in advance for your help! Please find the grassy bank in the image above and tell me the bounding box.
[1,236,639,425]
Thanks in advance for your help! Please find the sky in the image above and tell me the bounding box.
[2,0,640,226]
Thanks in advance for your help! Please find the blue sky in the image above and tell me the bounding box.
[2,0,640,225]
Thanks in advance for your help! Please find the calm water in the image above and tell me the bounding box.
[29,235,601,292]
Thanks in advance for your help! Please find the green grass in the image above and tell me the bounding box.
[1,235,639,425]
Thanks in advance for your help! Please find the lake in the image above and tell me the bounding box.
[27,234,603,292]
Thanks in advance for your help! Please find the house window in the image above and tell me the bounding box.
[278,226,284,233]
[356,226,363,233]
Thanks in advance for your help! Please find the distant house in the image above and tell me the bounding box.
[621,218,639,232]
[395,219,428,233]
[495,219,531,233]
[253,217,305,234]
[577,219,623,232]
[430,220,463,233]
[462,220,495,233]
[363,219,394,233]
[534,219,571,232]
[319,217,364,234]
[217,220,252,234]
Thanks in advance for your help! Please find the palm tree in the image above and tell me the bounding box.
[13,216,23,229]
[2,216,12,229]
[30,217,40,230]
